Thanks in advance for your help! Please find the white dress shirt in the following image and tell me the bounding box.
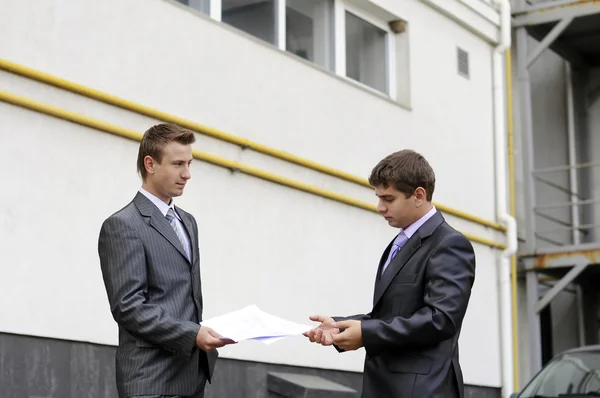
[139,187,192,259]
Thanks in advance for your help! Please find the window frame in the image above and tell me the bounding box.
[210,0,221,20]
[178,0,397,99]
[335,0,396,100]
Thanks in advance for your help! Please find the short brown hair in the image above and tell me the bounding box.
[137,123,196,180]
[369,149,435,201]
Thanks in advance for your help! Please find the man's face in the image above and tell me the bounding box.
[146,141,193,203]
[375,184,417,229]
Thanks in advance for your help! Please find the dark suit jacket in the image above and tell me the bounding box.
[98,192,217,398]
[335,212,475,398]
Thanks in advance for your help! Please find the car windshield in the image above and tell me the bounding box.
[519,351,600,398]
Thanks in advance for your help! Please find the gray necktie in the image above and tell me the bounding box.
[166,208,191,261]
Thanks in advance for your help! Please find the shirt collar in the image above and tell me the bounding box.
[139,187,181,220]
[400,206,437,240]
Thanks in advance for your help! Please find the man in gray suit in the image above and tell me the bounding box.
[304,150,476,398]
[98,123,235,398]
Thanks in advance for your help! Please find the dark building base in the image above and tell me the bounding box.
[0,332,500,398]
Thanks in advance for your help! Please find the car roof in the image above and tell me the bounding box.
[563,345,600,354]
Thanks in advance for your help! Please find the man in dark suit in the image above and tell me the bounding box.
[304,150,476,398]
[98,123,235,398]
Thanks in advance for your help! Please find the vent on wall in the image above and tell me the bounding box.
[457,47,470,79]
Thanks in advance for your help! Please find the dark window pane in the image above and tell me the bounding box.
[222,0,276,45]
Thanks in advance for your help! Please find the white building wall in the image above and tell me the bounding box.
[0,0,504,388]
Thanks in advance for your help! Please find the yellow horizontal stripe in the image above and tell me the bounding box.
[0,58,507,233]
[0,89,506,250]
[462,233,506,250]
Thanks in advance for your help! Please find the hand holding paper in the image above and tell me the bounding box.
[195,325,236,352]
[201,305,313,345]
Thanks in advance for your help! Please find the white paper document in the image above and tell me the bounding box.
[201,305,313,345]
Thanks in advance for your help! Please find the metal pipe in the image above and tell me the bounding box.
[492,1,517,396]
[0,89,508,250]
[505,47,520,392]
[0,58,508,233]
[566,62,581,244]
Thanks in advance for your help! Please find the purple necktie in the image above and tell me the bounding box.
[381,232,408,275]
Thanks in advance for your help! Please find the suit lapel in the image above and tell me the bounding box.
[374,241,393,285]
[372,211,446,307]
[373,234,421,306]
[134,193,190,263]
[177,206,204,319]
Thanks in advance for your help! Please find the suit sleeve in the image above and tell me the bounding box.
[361,233,476,358]
[190,214,204,325]
[98,215,200,359]
[333,313,371,322]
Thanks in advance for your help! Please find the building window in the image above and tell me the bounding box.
[345,11,387,93]
[285,0,335,71]
[334,2,396,99]
[172,0,398,99]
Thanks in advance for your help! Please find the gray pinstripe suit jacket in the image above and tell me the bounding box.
[98,192,217,398]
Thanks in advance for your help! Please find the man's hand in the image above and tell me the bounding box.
[331,320,363,351]
[196,326,236,352]
[303,315,340,346]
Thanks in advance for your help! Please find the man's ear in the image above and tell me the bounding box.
[144,155,155,175]
[414,187,427,206]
